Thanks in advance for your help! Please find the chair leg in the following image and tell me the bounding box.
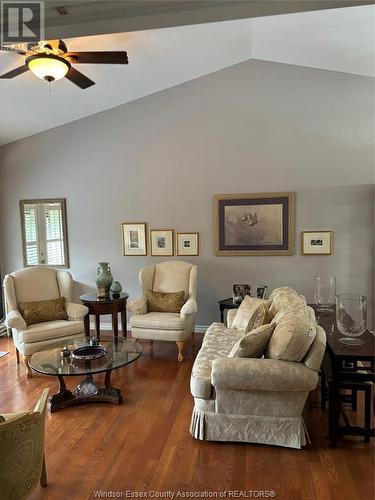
[15,347,20,364]
[191,331,195,346]
[40,455,47,487]
[22,355,32,378]
[176,341,185,362]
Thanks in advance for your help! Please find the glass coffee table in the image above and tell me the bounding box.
[29,337,142,412]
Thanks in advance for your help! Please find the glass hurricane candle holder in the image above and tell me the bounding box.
[336,294,367,346]
[314,275,336,314]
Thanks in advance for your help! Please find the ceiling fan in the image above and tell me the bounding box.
[0,39,128,89]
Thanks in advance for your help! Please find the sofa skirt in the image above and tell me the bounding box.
[190,407,310,449]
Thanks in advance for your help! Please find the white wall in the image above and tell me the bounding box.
[0,59,374,327]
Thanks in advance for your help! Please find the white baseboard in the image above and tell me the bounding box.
[90,323,209,333]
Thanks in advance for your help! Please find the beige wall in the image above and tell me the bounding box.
[0,59,374,327]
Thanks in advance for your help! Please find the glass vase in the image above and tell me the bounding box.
[314,275,336,314]
[336,294,367,346]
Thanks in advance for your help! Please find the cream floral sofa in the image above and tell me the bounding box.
[190,287,326,449]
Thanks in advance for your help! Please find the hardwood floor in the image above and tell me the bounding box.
[0,333,373,500]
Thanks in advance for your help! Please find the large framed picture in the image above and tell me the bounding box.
[177,232,199,256]
[150,229,174,256]
[301,231,332,255]
[214,192,295,256]
[122,223,147,256]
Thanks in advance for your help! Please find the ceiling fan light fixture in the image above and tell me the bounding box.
[26,53,70,82]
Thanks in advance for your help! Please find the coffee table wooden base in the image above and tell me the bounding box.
[49,372,122,413]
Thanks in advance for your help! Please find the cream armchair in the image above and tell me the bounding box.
[3,267,88,377]
[0,389,49,499]
[128,261,197,361]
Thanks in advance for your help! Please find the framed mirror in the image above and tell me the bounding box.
[20,198,69,268]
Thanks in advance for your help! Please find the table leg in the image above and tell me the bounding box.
[94,315,101,341]
[121,309,127,337]
[49,375,75,413]
[112,306,119,338]
[329,376,341,447]
[220,305,224,323]
[84,314,90,336]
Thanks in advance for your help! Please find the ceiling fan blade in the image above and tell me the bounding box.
[66,51,128,64]
[65,66,95,89]
[0,65,29,79]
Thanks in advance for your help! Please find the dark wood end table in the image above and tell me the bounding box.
[218,298,240,323]
[312,305,374,445]
[80,292,129,339]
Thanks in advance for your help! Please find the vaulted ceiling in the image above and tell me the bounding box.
[0,3,373,145]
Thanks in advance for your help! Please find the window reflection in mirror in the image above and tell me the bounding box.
[20,199,69,268]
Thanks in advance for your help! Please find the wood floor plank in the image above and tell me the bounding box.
[0,333,373,500]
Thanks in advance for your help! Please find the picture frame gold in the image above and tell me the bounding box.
[121,222,147,256]
[176,232,199,256]
[301,230,332,255]
[214,192,295,256]
[150,229,174,257]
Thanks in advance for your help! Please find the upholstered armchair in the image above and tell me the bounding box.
[0,388,49,499]
[128,261,197,361]
[3,267,88,377]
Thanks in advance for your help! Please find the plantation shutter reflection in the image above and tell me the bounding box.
[20,199,69,268]
[24,204,39,266]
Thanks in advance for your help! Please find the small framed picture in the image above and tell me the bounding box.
[301,231,332,255]
[177,232,199,256]
[150,229,174,256]
[122,223,147,256]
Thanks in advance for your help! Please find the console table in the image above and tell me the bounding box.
[312,305,374,445]
[80,292,129,339]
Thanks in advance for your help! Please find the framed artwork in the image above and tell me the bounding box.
[301,231,332,255]
[177,232,199,256]
[150,229,174,256]
[122,223,147,256]
[214,192,295,256]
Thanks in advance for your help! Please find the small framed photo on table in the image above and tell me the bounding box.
[122,223,147,256]
[301,231,332,255]
[177,232,199,256]
[150,229,174,256]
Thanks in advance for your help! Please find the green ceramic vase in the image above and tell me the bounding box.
[95,262,113,297]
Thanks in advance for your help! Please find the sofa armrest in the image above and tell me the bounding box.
[180,298,197,318]
[66,302,88,321]
[127,298,147,315]
[211,358,318,392]
[226,308,237,328]
[5,310,26,330]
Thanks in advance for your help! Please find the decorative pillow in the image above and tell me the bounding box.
[228,323,275,358]
[146,289,185,313]
[269,294,306,317]
[231,296,269,333]
[266,306,317,362]
[18,297,68,327]
[251,302,272,331]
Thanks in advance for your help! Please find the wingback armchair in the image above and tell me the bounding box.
[0,389,49,499]
[3,267,88,377]
[128,261,197,361]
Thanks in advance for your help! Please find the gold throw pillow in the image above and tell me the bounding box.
[146,289,185,313]
[250,302,272,331]
[18,297,68,327]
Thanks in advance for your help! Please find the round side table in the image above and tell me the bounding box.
[80,292,129,339]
